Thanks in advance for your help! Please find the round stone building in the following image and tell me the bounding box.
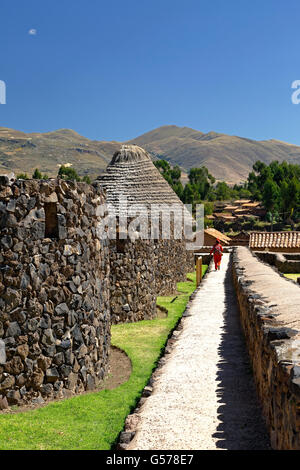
[0,177,111,405]
[97,145,195,324]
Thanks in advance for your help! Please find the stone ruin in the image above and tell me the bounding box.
[254,251,300,275]
[233,247,300,449]
[0,177,110,405]
[0,145,195,405]
[98,145,195,324]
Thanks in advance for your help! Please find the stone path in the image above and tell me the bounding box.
[128,254,270,450]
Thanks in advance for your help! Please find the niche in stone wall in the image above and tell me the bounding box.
[116,235,126,253]
[116,226,127,253]
[44,202,58,238]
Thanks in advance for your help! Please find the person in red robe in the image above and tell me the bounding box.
[210,238,223,270]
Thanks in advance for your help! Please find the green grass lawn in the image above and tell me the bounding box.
[284,273,300,281]
[0,266,207,450]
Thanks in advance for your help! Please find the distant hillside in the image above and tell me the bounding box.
[128,125,300,184]
[0,127,120,180]
[1,125,300,183]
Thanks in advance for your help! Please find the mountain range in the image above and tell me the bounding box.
[1,125,300,184]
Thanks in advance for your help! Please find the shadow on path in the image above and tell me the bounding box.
[212,260,271,450]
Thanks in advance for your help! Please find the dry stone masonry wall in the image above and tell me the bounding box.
[232,247,300,450]
[109,238,156,324]
[154,239,195,296]
[0,177,111,405]
[109,236,195,324]
[0,145,197,404]
[254,251,300,275]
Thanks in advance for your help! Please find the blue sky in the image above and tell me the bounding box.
[1,0,300,144]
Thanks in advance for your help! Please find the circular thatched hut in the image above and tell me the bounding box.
[96,145,195,324]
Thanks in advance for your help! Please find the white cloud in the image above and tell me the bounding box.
[28,29,37,35]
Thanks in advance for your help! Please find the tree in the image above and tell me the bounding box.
[247,160,300,225]
[262,178,280,230]
[32,168,48,180]
[16,173,29,180]
[32,168,42,179]
[82,175,91,184]
[204,202,214,216]
[215,181,231,200]
[172,181,184,199]
[154,160,183,198]
[280,176,300,221]
[182,184,194,204]
[187,167,213,201]
[58,166,81,181]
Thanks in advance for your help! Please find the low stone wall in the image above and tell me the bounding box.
[251,247,300,253]
[254,251,300,274]
[0,178,111,405]
[285,254,300,261]
[232,247,300,449]
[193,246,231,254]
[194,253,212,265]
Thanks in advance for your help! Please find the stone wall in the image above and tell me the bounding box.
[0,173,196,402]
[251,247,300,253]
[193,246,231,254]
[0,177,110,405]
[109,237,195,324]
[109,238,156,324]
[232,247,300,449]
[254,251,300,274]
[154,239,195,296]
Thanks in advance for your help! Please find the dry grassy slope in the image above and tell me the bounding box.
[0,127,120,179]
[1,125,300,183]
[128,126,300,184]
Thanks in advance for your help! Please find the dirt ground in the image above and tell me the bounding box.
[0,345,132,415]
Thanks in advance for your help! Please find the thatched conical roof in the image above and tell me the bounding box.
[97,145,184,212]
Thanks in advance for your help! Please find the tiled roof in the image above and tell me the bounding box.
[220,216,237,220]
[242,214,259,219]
[234,208,250,213]
[241,202,261,208]
[249,231,300,249]
[234,199,251,204]
[213,212,236,218]
[205,228,231,244]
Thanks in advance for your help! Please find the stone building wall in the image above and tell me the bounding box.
[97,144,196,324]
[109,237,195,324]
[109,238,156,324]
[232,247,300,450]
[250,247,300,253]
[0,177,110,405]
[154,239,195,296]
[254,251,300,274]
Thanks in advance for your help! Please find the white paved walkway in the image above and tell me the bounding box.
[128,254,270,450]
